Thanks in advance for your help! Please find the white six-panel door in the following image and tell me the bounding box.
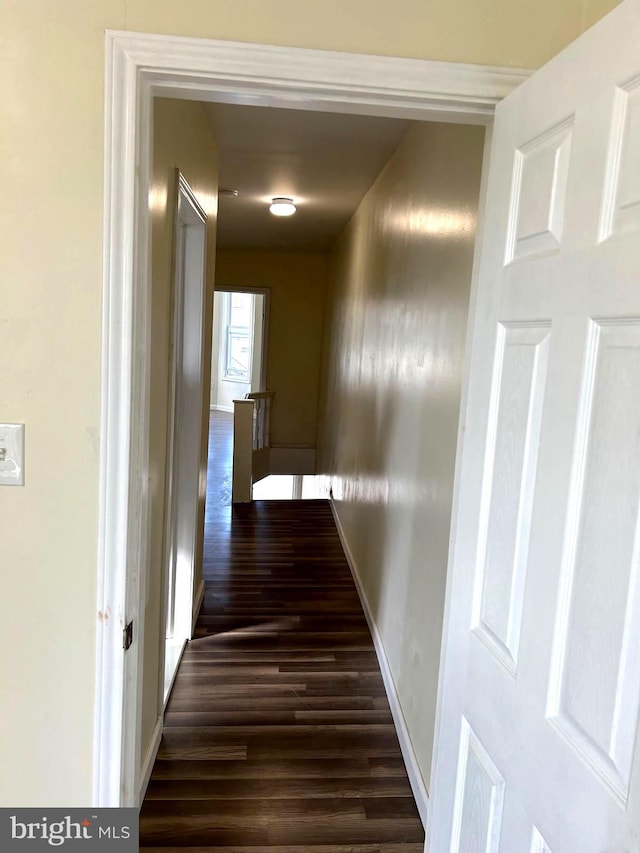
[428,1,640,850]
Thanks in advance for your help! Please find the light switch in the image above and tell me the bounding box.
[0,423,25,486]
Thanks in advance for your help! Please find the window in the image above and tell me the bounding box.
[224,292,253,381]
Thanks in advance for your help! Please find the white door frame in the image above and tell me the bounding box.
[94,28,530,807]
[162,172,207,699]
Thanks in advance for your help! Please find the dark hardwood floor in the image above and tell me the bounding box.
[139,412,425,851]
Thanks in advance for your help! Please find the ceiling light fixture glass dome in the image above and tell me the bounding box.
[269,197,297,216]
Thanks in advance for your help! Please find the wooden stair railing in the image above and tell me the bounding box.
[232,391,274,503]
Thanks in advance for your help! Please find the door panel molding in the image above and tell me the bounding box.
[471,321,551,676]
[547,317,640,805]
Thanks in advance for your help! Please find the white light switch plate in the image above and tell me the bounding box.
[0,423,25,486]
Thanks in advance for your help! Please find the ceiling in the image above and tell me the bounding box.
[205,102,411,251]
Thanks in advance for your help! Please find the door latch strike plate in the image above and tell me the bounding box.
[123,620,134,651]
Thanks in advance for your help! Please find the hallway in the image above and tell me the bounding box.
[139,414,425,849]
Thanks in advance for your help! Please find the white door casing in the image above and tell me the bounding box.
[428,2,640,851]
[163,173,207,698]
[165,204,186,645]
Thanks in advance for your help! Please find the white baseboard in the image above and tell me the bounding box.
[209,404,234,413]
[329,498,429,828]
[192,578,205,636]
[139,716,163,805]
[268,446,316,474]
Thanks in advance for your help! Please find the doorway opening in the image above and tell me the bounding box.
[210,289,267,411]
[96,29,525,809]
[207,286,269,514]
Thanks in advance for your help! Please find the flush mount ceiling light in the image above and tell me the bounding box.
[269,197,297,217]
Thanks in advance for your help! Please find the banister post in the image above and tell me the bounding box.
[232,399,255,503]
[264,395,272,448]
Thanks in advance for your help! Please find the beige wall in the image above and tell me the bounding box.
[318,122,485,789]
[121,0,615,68]
[216,250,328,453]
[0,0,618,806]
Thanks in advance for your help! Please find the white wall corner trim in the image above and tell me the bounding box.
[192,579,206,637]
[329,499,430,827]
[95,26,530,808]
[139,717,163,806]
[94,31,150,808]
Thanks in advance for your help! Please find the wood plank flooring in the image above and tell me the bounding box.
[204,410,234,515]
[140,415,424,850]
